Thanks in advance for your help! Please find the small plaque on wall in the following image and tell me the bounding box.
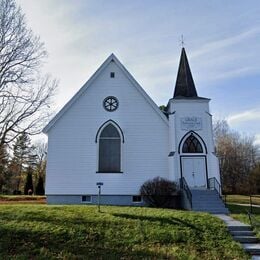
[181,117,202,130]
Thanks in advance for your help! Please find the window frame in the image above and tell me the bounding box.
[179,131,207,155]
[132,195,142,203]
[182,134,203,153]
[81,195,92,203]
[96,122,124,174]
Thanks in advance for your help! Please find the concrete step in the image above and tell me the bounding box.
[191,189,217,192]
[192,201,225,207]
[230,230,256,236]
[233,236,258,243]
[193,208,228,212]
[242,243,260,255]
[193,198,223,201]
[192,196,222,198]
[193,199,223,201]
[193,206,227,210]
[228,225,252,231]
[190,189,227,213]
[193,209,229,214]
[192,193,219,195]
[193,203,225,207]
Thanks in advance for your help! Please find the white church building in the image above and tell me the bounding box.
[43,48,228,213]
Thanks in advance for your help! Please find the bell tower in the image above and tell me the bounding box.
[167,48,220,188]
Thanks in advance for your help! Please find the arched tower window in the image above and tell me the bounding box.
[182,134,203,153]
[98,123,121,172]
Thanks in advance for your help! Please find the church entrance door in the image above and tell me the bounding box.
[181,156,207,188]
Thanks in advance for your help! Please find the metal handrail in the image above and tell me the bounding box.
[247,210,260,227]
[208,177,222,197]
[180,177,192,208]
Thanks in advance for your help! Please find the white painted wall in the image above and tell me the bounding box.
[46,59,169,195]
[167,98,220,185]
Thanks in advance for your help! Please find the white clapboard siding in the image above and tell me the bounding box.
[45,56,169,195]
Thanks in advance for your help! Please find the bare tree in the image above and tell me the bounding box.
[33,140,47,195]
[214,120,258,194]
[33,140,47,178]
[0,0,57,146]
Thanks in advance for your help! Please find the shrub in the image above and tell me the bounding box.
[36,176,45,195]
[140,177,179,208]
[24,167,34,195]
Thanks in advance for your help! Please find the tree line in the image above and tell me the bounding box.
[0,0,56,195]
[214,120,260,195]
[0,134,46,194]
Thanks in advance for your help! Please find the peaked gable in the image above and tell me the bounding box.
[43,54,168,133]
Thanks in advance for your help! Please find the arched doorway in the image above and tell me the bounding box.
[179,132,208,188]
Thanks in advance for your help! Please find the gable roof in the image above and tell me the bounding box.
[173,48,198,98]
[43,54,168,133]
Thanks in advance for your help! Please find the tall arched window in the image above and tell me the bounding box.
[182,134,203,153]
[98,123,121,172]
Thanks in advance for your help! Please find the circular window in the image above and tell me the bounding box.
[103,96,119,112]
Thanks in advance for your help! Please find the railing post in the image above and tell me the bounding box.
[250,195,253,214]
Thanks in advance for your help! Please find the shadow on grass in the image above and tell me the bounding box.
[112,213,202,231]
[227,203,260,214]
[0,225,170,259]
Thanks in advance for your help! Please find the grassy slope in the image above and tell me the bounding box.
[228,204,260,239]
[0,205,248,259]
[226,195,260,205]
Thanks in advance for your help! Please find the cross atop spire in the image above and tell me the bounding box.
[173,47,198,98]
[180,35,185,48]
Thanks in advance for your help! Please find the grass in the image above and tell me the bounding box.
[0,205,248,259]
[225,194,260,205]
[227,203,260,215]
[227,203,260,239]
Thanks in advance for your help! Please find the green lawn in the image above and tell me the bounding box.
[0,205,248,259]
[226,195,260,205]
[228,203,260,239]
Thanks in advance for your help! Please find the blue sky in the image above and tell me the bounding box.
[18,0,260,144]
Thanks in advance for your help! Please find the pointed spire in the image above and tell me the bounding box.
[173,48,198,98]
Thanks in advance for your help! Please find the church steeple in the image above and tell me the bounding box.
[173,48,198,98]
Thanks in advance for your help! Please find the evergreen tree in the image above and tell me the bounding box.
[36,176,45,195]
[11,132,36,192]
[24,167,34,195]
[0,144,9,193]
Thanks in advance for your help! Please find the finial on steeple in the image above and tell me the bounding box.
[180,35,185,48]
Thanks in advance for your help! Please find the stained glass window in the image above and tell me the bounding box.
[182,134,203,153]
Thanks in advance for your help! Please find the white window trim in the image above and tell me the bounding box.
[132,195,143,203]
[179,132,207,155]
[96,121,124,173]
[81,195,92,203]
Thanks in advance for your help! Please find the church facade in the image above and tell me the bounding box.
[43,48,221,206]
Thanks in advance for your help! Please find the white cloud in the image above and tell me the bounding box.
[227,108,260,125]
[255,134,260,145]
[191,27,260,59]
